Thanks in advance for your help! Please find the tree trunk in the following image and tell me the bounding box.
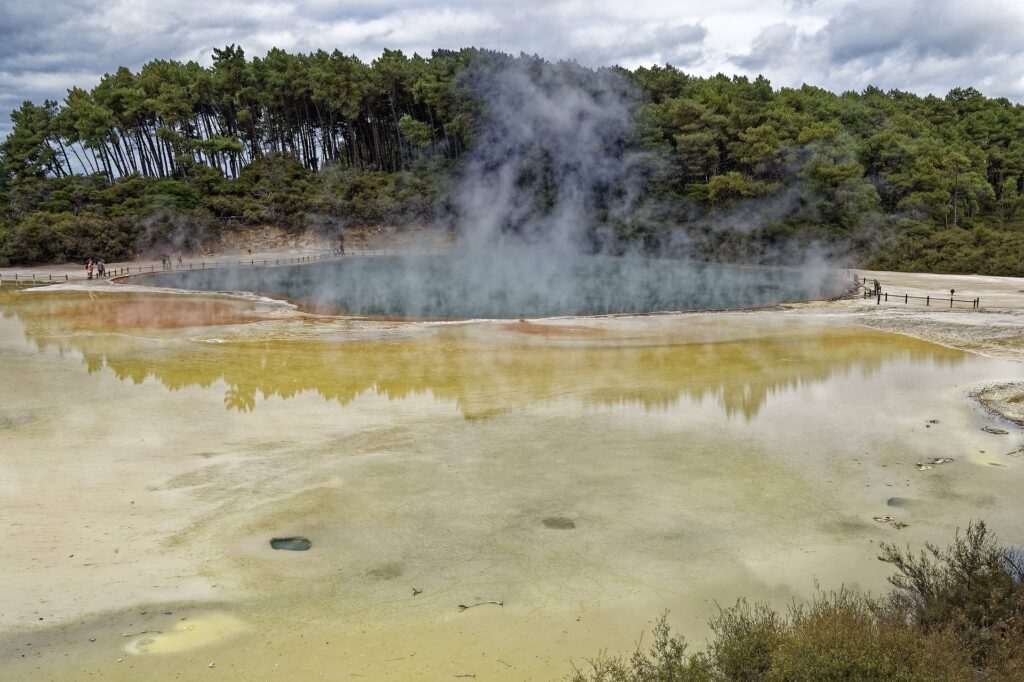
[952,167,959,227]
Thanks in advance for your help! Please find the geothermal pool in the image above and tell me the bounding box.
[140,254,844,317]
[2,287,1023,680]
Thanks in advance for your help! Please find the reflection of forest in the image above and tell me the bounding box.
[3,293,964,420]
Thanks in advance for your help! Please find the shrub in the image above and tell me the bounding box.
[51,212,136,262]
[766,590,971,681]
[708,599,783,680]
[879,520,1024,670]
[570,614,713,682]
[569,523,1023,681]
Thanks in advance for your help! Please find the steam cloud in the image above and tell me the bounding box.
[147,57,844,317]
[455,58,640,252]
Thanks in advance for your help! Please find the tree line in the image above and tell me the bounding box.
[0,45,474,182]
[2,46,1024,273]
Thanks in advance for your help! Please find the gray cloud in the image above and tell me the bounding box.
[732,23,798,70]
[729,0,1024,96]
[2,0,1023,140]
[821,0,1020,63]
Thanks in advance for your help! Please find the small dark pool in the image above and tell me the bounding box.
[142,253,844,319]
[270,537,312,551]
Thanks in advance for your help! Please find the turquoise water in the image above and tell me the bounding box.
[141,254,844,318]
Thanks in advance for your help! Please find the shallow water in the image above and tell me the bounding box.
[2,288,1023,680]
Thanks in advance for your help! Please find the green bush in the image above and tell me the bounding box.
[570,614,714,682]
[0,211,54,264]
[766,590,970,681]
[879,520,1024,671]
[708,599,783,680]
[51,212,136,262]
[569,523,1024,681]
[870,224,1024,275]
[0,211,138,264]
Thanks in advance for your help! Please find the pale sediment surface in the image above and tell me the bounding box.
[827,269,1024,360]
[2,282,1024,680]
[973,383,1024,428]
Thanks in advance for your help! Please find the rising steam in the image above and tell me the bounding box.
[454,57,641,252]
[145,57,844,317]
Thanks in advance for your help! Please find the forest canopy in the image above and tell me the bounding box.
[1,46,1023,273]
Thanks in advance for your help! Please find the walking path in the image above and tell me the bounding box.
[0,245,336,284]
[0,245,451,285]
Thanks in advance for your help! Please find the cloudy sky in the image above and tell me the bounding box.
[2,0,1024,137]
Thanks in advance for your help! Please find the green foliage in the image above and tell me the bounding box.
[879,520,1024,670]
[708,599,783,679]
[569,615,714,682]
[707,172,779,205]
[398,114,433,148]
[0,211,136,265]
[3,47,1024,272]
[870,222,1024,275]
[314,164,449,226]
[765,590,970,681]
[570,523,1024,681]
[1,100,62,181]
[234,153,316,227]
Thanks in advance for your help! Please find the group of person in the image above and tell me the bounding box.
[159,252,183,269]
[853,273,882,295]
[85,259,106,280]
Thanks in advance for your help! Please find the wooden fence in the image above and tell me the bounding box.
[860,288,980,309]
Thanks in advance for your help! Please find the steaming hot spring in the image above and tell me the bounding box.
[10,51,1024,682]
[141,251,843,318]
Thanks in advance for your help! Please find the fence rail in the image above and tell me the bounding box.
[0,247,450,287]
[860,288,980,309]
